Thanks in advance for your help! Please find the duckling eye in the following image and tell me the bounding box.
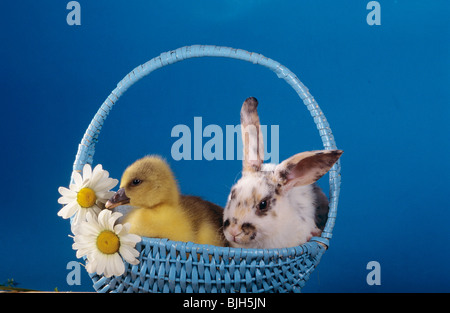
[131,179,142,186]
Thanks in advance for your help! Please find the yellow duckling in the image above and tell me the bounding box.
[105,156,226,246]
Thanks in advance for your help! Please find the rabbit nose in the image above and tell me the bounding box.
[229,228,242,237]
[228,226,243,241]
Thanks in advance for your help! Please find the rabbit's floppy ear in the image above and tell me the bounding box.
[241,97,264,172]
[274,150,343,191]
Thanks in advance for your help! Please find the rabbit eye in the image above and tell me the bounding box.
[131,179,142,186]
[255,198,272,217]
[258,200,268,211]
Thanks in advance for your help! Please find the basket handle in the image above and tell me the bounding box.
[72,45,341,248]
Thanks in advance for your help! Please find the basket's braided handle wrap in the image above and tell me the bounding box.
[72,45,341,247]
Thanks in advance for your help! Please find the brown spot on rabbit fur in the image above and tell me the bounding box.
[242,222,256,234]
[230,188,237,201]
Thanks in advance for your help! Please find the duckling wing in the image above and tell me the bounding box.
[180,195,223,225]
[180,195,226,245]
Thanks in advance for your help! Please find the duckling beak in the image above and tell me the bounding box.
[105,188,130,209]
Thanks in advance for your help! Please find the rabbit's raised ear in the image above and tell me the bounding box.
[241,97,264,172]
[274,150,343,191]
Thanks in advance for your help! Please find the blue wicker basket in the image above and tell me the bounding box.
[71,45,341,293]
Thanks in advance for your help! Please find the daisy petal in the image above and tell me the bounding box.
[110,253,125,277]
[83,164,92,182]
[58,186,77,198]
[95,191,116,202]
[97,210,111,230]
[120,232,141,244]
[90,164,104,187]
[72,208,86,226]
[57,201,79,219]
[95,254,107,276]
[85,258,98,274]
[110,212,123,228]
[113,224,123,235]
[72,171,83,187]
[120,245,140,263]
[94,178,119,193]
[58,196,73,205]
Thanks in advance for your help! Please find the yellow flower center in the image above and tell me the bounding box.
[77,187,97,208]
[96,230,120,255]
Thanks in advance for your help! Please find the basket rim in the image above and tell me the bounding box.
[139,236,324,258]
[71,44,341,250]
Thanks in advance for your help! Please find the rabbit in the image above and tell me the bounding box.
[222,97,342,249]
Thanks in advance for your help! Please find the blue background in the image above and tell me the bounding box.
[1,1,449,292]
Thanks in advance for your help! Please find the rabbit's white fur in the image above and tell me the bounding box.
[222,97,342,249]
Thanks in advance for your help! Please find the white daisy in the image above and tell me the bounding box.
[57,164,118,226]
[72,210,141,278]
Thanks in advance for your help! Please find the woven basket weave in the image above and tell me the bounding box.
[71,45,341,293]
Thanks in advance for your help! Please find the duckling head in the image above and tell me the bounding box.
[105,156,180,210]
